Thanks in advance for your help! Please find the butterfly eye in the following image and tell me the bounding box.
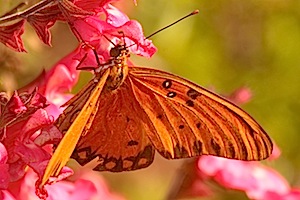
[109,44,124,58]
[109,46,121,58]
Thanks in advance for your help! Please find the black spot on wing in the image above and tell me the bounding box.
[72,146,96,165]
[128,140,139,146]
[174,144,189,158]
[162,80,172,89]
[186,100,194,107]
[161,151,172,159]
[187,88,201,100]
[211,139,221,155]
[228,142,236,158]
[167,92,177,98]
[193,140,203,154]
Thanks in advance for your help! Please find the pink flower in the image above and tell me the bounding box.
[226,86,252,105]
[1,169,124,200]
[71,4,156,70]
[0,90,51,188]
[0,0,114,51]
[0,142,9,189]
[21,50,82,119]
[0,86,74,199]
[198,156,300,200]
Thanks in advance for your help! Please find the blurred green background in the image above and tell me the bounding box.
[1,0,300,199]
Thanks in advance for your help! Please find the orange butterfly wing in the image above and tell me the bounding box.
[128,66,272,160]
[55,76,102,130]
[41,69,110,185]
[70,77,155,172]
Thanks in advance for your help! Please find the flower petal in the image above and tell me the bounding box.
[0,20,26,52]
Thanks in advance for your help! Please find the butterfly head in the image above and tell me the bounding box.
[109,43,129,59]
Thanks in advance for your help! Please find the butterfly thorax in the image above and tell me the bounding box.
[99,45,129,91]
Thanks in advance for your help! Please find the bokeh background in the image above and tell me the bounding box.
[1,0,300,199]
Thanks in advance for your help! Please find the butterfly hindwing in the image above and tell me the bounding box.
[71,78,155,172]
[128,66,272,161]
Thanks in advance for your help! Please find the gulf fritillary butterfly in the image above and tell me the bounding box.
[41,13,273,186]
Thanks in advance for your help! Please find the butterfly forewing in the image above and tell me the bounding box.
[41,69,111,186]
[56,78,100,130]
[128,66,272,160]
[71,78,155,172]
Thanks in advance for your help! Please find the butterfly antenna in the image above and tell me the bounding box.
[126,10,199,49]
[102,34,117,46]
[67,22,104,68]
[145,10,199,39]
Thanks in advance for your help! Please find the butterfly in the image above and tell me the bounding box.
[41,40,273,186]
